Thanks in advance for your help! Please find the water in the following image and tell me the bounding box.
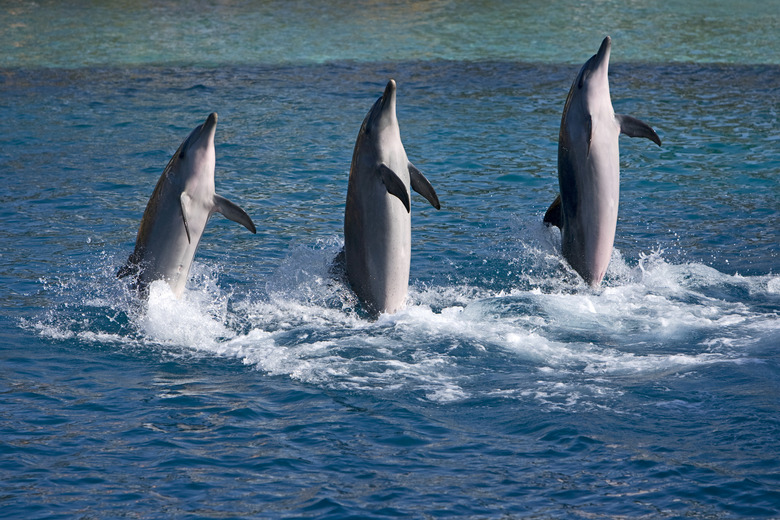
[2,2,779,518]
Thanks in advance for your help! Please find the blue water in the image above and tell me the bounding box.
[2,2,780,519]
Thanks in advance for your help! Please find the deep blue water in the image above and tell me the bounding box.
[2,2,780,519]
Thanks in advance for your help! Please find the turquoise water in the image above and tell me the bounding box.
[3,0,780,67]
[2,2,779,519]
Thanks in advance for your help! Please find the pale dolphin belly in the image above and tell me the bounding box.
[345,160,411,314]
[561,139,620,286]
[138,202,211,297]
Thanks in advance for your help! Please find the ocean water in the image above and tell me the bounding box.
[2,1,779,519]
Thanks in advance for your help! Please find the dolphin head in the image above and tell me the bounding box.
[179,112,217,166]
[560,36,615,154]
[361,79,400,142]
[171,112,218,190]
[574,36,612,110]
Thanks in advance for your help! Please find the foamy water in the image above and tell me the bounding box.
[28,238,777,412]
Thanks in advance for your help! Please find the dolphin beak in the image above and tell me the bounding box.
[190,112,218,149]
[596,36,612,64]
[579,36,611,87]
[381,79,397,114]
[203,112,218,140]
[384,79,397,97]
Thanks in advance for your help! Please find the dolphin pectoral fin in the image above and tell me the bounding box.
[117,259,136,279]
[213,194,257,234]
[586,114,593,156]
[179,192,193,244]
[378,163,411,213]
[408,162,441,210]
[118,249,143,279]
[616,114,662,146]
[543,194,563,229]
[329,247,347,282]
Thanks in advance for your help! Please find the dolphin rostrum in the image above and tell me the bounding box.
[544,36,661,287]
[343,79,441,314]
[118,112,256,297]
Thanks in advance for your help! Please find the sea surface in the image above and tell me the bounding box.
[2,1,779,518]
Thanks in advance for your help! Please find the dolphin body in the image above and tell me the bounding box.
[343,79,441,314]
[118,113,256,297]
[544,36,661,286]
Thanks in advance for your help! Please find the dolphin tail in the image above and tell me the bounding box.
[616,114,662,146]
[213,194,257,233]
[543,194,563,229]
[378,163,411,213]
[408,162,441,210]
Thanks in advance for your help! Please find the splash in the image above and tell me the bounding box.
[23,240,779,408]
[139,280,235,349]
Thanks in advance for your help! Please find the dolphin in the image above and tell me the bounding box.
[343,79,441,314]
[118,112,256,297]
[543,36,661,286]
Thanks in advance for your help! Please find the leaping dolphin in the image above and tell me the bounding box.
[118,112,256,297]
[544,36,661,286]
[343,79,441,314]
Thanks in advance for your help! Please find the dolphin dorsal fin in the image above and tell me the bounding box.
[408,162,441,210]
[378,163,411,213]
[543,194,563,229]
[179,192,193,243]
[615,114,662,146]
[213,194,257,234]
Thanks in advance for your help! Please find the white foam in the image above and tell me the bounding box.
[26,241,777,407]
[138,280,235,349]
